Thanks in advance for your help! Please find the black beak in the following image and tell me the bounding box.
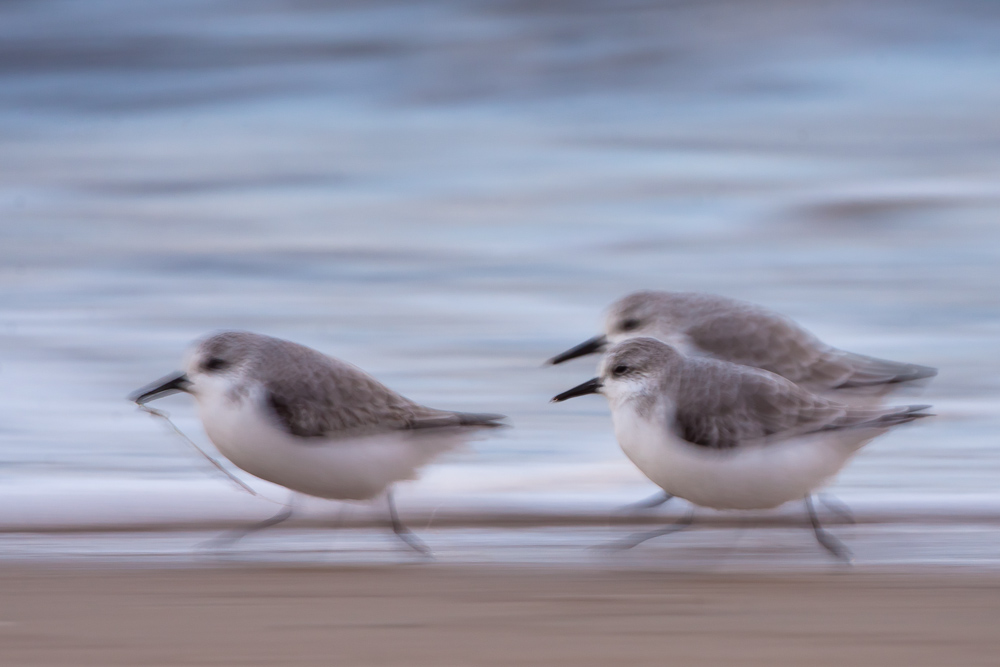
[129,372,192,405]
[546,335,608,365]
[551,377,603,403]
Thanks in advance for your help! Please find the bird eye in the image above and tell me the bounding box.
[612,364,629,376]
[203,357,228,372]
[621,318,640,332]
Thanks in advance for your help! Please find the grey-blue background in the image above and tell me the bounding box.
[2,1,998,520]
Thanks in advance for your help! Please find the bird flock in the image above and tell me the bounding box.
[133,290,935,562]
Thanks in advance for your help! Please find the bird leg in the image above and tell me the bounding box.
[202,495,296,549]
[608,508,695,550]
[806,495,853,563]
[617,490,674,514]
[818,493,856,524]
[386,488,431,556]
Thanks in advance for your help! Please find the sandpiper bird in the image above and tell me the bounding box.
[131,331,505,553]
[547,291,937,396]
[552,337,932,560]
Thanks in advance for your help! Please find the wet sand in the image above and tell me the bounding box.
[1,564,998,666]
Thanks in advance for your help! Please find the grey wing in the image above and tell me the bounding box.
[685,310,936,390]
[670,362,929,449]
[406,411,507,430]
[670,365,844,448]
[265,365,416,438]
[261,343,503,438]
[826,351,937,388]
[683,309,831,383]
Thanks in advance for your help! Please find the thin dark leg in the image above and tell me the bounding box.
[608,508,695,550]
[818,493,856,524]
[387,488,431,556]
[203,499,295,549]
[806,495,852,562]
[618,490,674,514]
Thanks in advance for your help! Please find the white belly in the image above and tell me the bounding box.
[196,390,463,501]
[612,405,874,510]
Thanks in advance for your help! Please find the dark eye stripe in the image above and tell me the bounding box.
[621,318,640,331]
[204,357,228,371]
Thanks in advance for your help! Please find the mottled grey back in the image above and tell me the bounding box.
[663,356,929,448]
[610,291,936,390]
[604,337,930,449]
[200,332,504,439]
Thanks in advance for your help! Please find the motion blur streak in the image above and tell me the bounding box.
[0,1,998,562]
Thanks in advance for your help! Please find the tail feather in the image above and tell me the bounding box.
[410,411,507,430]
[834,353,937,388]
[868,404,934,427]
[454,412,507,428]
[820,404,933,433]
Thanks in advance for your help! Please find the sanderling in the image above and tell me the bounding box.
[131,331,505,554]
[547,291,936,395]
[552,337,932,560]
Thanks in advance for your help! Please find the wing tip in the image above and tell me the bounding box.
[877,404,935,427]
[456,412,508,428]
[835,361,938,389]
[896,364,938,383]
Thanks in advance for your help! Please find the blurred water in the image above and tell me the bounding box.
[2,0,1000,531]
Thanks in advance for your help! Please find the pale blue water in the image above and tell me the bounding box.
[2,0,1000,538]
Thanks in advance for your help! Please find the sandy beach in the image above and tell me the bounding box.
[1,564,997,666]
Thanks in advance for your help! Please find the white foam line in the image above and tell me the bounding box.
[3,478,1000,532]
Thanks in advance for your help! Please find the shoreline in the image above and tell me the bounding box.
[2,520,998,573]
[3,476,1000,534]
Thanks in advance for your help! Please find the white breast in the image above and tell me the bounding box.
[195,386,463,501]
[611,402,872,510]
